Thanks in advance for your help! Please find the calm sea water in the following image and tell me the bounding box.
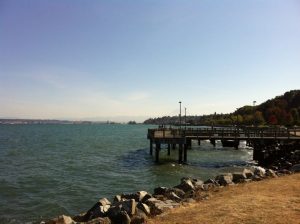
[0,124,253,223]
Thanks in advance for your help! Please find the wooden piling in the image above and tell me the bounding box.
[184,144,187,163]
[178,144,183,164]
[150,139,153,155]
[168,144,171,155]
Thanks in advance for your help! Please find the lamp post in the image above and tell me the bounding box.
[253,101,256,126]
[236,108,239,127]
[179,101,182,130]
[185,107,187,131]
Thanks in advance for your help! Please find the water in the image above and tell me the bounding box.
[0,124,253,223]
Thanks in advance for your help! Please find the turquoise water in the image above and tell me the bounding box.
[0,124,253,223]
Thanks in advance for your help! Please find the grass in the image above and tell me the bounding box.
[147,173,300,224]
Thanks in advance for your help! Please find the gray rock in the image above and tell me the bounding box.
[107,207,131,224]
[131,208,147,224]
[145,197,180,216]
[116,199,136,216]
[242,168,254,179]
[192,179,204,189]
[86,217,111,224]
[84,198,111,220]
[232,172,247,183]
[265,169,277,178]
[165,191,181,202]
[291,164,300,173]
[204,178,218,185]
[201,183,217,191]
[215,173,233,186]
[252,175,263,181]
[168,188,185,198]
[45,215,75,224]
[252,166,266,177]
[175,178,195,192]
[154,187,168,195]
[113,195,122,203]
[137,202,151,216]
[121,193,139,202]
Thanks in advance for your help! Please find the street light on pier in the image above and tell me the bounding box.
[179,101,182,130]
[185,107,187,131]
[253,101,257,126]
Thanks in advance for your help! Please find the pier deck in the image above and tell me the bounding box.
[147,127,300,163]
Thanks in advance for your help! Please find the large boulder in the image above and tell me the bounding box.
[291,164,300,173]
[174,178,195,192]
[153,187,168,196]
[215,173,233,186]
[242,168,254,179]
[145,198,179,216]
[252,166,266,177]
[265,169,277,178]
[191,179,204,190]
[86,217,111,224]
[232,172,247,183]
[84,198,111,221]
[45,215,75,224]
[107,207,131,224]
[137,203,151,216]
[116,199,136,216]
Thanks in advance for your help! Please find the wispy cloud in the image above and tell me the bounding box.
[126,91,150,101]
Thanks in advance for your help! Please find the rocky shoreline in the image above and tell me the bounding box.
[43,150,300,224]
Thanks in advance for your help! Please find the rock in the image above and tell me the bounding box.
[137,202,151,216]
[232,172,247,183]
[136,191,148,201]
[204,178,219,186]
[131,208,147,224]
[165,191,181,202]
[168,188,185,198]
[138,192,152,203]
[265,169,277,178]
[174,178,195,192]
[291,164,300,173]
[84,198,112,220]
[107,207,131,224]
[252,175,263,181]
[116,199,136,216]
[192,179,204,189]
[154,187,168,195]
[121,193,139,202]
[113,195,122,203]
[242,169,254,179]
[86,217,111,224]
[201,183,217,191]
[215,173,233,186]
[45,215,75,224]
[145,198,179,215]
[252,166,266,177]
[277,169,292,175]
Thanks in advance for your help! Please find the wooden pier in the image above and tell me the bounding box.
[147,127,300,164]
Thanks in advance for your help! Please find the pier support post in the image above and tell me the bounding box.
[172,143,176,150]
[184,144,187,163]
[210,139,216,147]
[168,144,171,155]
[178,144,183,164]
[150,139,153,155]
[186,138,192,149]
[155,143,160,163]
[198,139,201,145]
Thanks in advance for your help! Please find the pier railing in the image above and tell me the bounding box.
[148,127,300,140]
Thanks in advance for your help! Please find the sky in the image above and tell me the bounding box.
[1,0,300,122]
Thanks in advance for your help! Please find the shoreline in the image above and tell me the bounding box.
[43,155,300,224]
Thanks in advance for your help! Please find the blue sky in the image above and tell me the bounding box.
[1,0,300,121]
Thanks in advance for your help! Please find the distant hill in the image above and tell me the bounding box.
[144,90,300,126]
